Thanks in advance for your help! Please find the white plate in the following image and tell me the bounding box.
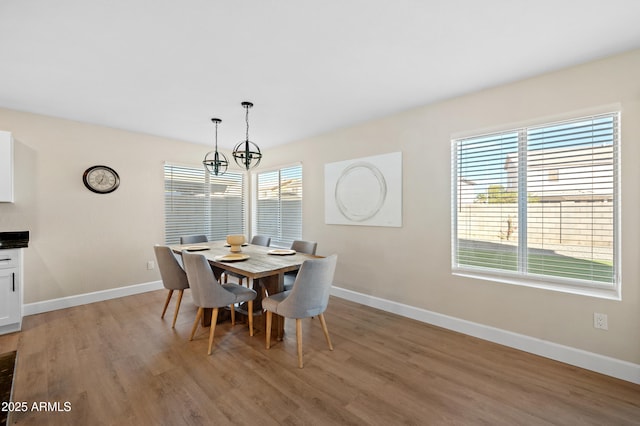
[184,245,210,251]
[268,249,296,256]
[214,254,250,262]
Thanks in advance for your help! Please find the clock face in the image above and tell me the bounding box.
[83,165,120,194]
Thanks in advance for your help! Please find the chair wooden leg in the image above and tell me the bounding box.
[171,289,184,328]
[230,304,235,326]
[296,318,303,368]
[190,307,203,340]
[248,300,254,336]
[207,308,219,355]
[318,313,333,351]
[265,311,272,349]
[161,289,174,318]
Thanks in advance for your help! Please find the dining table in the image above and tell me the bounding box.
[171,240,320,339]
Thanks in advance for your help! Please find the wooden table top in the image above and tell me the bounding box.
[171,240,320,279]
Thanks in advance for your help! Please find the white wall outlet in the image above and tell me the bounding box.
[593,312,608,330]
[147,260,155,270]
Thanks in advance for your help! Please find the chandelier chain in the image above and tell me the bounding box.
[215,120,219,150]
[245,104,250,142]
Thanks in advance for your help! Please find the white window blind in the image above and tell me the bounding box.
[452,113,619,297]
[255,165,302,248]
[164,164,245,245]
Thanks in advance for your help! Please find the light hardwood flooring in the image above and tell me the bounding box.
[0,291,638,425]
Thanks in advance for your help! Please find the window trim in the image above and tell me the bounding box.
[451,112,621,300]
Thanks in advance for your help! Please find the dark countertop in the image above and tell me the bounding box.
[0,231,29,249]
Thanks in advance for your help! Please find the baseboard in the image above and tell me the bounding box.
[0,322,21,335]
[23,281,164,316]
[331,286,640,385]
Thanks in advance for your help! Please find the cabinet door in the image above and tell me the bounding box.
[0,269,20,327]
[0,131,14,202]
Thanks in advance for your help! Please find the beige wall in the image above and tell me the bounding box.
[0,48,638,364]
[0,110,240,302]
[259,49,640,364]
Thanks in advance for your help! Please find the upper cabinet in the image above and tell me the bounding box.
[0,131,13,203]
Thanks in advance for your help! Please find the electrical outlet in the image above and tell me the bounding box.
[147,260,155,270]
[594,312,608,330]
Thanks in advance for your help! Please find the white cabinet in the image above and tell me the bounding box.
[0,131,14,202]
[0,249,22,334]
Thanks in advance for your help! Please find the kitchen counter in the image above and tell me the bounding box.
[0,231,29,249]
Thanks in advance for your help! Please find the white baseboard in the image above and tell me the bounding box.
[23,281,164,316]
[0,322,21,335]
[331,286,640,385]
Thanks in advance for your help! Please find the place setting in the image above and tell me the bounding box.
[214,253,251,262]
[183,245,210,251]
[268,249,296,256]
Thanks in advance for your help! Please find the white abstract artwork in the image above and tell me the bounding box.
[325,152,402,227]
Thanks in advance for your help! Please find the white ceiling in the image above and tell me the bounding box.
[1,0,640,150]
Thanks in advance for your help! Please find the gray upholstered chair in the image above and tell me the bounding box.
[283,240,318,290]
[154,245,190,328]
[291,240,317,255]
[250,235,271,247]
[224,235,271,287]
[263,254,337,368]
[182,251,257,355]
[180,234,208,245]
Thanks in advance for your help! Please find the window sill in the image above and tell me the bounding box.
[452,268,621,301]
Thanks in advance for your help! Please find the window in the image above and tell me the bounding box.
[164,164,245,245]
[254,165,302,248]
[452,113,619,298]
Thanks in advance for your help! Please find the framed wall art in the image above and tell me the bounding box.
[325,151,402,227]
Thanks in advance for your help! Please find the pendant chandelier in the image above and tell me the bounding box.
[203,118,229,176]
[232,101,262,170]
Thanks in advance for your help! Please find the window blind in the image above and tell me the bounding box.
[255,165,302,248]
[164,164,245,245]
[453,113,619,293]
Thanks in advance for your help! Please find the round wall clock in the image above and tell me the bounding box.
[82,165,120,194]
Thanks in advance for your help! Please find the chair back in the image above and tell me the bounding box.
[180,235,208,245]
[291,240,317,255]
[276,254,337,318]
[154,245,189,291]
[182,251,237,308]
[251,235,271,247]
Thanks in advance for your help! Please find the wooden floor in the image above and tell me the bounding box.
[0,291,638,425]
